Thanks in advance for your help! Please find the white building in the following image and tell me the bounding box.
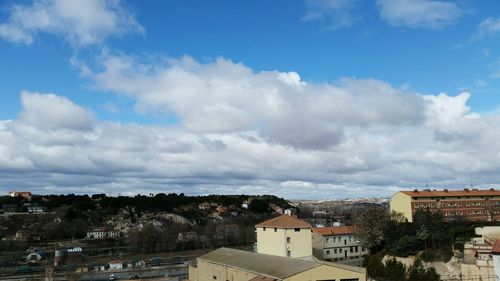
[461,226,500,280]
[86,227,120,240]
[312,226,368,261]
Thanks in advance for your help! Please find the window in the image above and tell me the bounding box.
[334,249,337,254]
[287,250,291,257]
[263,227,266,231]
[350,247,353,253]
[325,238,329,243]
[344,239,347,245]
[339,248,342,253]
[274,228,277,232]
[213,276,217,280]
[326,250,330,255]
[294,228,300,232]
[287,237,291,243]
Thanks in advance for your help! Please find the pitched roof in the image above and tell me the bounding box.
[255,215,311,229]
[493,240,500,254]
[198,248,318,279]
[313,226,355,236]
[399,189,500,198]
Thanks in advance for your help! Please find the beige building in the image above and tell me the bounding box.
[461,226,500,280]
[390,188,500,222]
[255,214,312,258]
[189,247,366,281]
[312,226,368,261]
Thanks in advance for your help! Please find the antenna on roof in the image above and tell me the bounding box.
[470,175,473,189]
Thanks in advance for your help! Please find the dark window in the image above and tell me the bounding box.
[294,228,300,232]
[287,237,291,243]
[263,227,266,231]
[274,228,277,232]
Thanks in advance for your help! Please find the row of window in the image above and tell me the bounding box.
[325,246,364,255]
[443,210,485,216]
[414,201,491,208]
[325,236,354,243]
[262,227,301,232]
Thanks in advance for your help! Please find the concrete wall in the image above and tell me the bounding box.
[390,192,413,222]
[256,227,312,258]
[284,264,366,281]
[493,254,500,281]
[192,260,258,281]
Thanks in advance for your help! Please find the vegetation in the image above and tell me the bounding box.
[364,254,440,281]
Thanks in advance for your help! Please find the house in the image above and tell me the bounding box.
[461,226,500,280]
[255,214,312,258]
[8,191,32,201]
[109,260,123,270]
[390,188,500,222]
[86,227,120,240]
[198,202,212,211]
[312,226,368,261]
[27,203,45,213]
[188,247,366,281]
[2,204,18,213]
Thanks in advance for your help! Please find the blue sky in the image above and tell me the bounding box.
[0,0,500,199]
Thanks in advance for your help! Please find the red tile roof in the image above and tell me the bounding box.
[313,226,355,236]
[400,189,500,198]
[255,215,311,229]
[493,240,500,254]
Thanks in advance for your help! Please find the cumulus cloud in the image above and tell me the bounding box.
[82,53,424,149]
[3,59,500,198]
[18,91,96,131]
[377,0,463,29]
[0,0,143,46]
[302,0,360,29]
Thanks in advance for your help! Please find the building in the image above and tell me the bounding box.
[86,227,120,240]
[461,226,500,280]
[255,214,312,258]
[493,240,500,281]
[189,247,366,281]
[390,188,500,222]
[312,226,368,261]
[8,191,32,201]
[2,204,18,213]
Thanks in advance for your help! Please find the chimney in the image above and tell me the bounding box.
[444,189,448,192]
[413,189,418,193]
[490,188,495,191]
[464,188,469,192]
[424,189,431,192]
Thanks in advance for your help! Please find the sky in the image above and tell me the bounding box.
[0,0,500,199]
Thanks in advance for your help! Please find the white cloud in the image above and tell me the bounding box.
[302,0,359,29]
[0,0,143,46]
[477,17,500,38]
[3,59,500,198]
[83,53,424,149]
[377,0,463,29]
[18,91,96,131]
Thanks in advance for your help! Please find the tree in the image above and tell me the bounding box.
[384,258,407,281]
[416,225,429,250]
[249,199,270,213]
[356,206,390,250]
[407,259,440,281]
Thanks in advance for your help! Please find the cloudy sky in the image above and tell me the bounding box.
[0,0,500,199]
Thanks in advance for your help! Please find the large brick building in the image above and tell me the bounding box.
[390,188,500,222]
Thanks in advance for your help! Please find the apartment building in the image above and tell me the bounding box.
[390,188,500,222]
[255,214,312,258]
[86,227,120,240]
[312,226,368,261]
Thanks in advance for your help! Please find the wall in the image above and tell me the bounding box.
[284,264,366,281]
[192,260,258,281]
[257,227,312,258]
[390,192,412,222]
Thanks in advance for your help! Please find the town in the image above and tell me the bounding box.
[2,188,500,280]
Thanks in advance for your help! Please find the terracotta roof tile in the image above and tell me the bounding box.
[399,189,500,198]
[255,215,311,229]
[313,226,355,236]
